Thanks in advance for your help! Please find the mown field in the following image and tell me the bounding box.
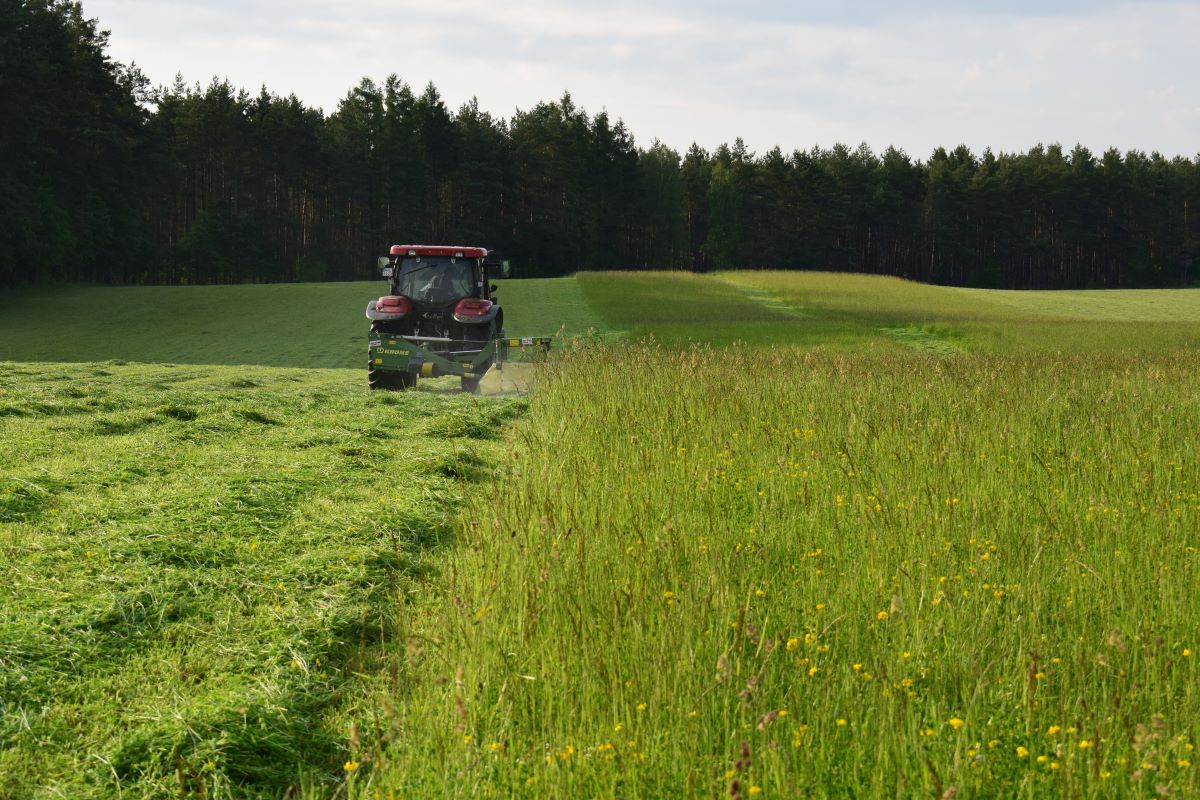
[2,272,1199,799]
[0,361,532,797]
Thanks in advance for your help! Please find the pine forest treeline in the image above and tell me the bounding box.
[3,1,1199,289]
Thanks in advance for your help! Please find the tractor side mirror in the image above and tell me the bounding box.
[500,260,512,278]
[377,257,393,278]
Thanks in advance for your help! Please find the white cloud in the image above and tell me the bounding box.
[85,0,1200,158]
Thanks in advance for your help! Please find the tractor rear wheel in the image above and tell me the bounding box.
[369,321,415,391]
[368,362,415,391]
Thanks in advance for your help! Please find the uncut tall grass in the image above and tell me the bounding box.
[366,344,1199,798]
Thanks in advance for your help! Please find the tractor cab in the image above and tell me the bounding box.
[392,256,475,306]
[370,245,507,341]
[380,245,503,308]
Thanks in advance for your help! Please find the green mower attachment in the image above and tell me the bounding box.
[369,334,552,382]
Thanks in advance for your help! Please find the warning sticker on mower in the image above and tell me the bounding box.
[521,337,534,346]
[369,339,382,347]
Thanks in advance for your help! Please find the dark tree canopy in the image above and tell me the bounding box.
[3,1,1199,289]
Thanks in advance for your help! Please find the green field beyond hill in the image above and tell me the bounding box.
[2,273,1199,798]
[5,272,1200,367]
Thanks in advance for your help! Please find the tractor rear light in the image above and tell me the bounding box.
[453,298,493,317]
[377,295,412,315]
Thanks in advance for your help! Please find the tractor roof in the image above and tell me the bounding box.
[389,244,488,259]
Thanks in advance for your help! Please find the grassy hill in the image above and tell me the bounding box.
[0,278,611,368]
[722,271,1200,352]
[574,270,1200,352]
[4,273,1199,368]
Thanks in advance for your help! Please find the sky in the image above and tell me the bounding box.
[85,0,1200,160]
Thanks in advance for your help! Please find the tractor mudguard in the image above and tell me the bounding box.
[365,299,406,322]
[452,304,500,325]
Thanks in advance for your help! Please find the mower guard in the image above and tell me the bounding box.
[369,334,552,380]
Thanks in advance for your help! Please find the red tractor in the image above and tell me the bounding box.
[366,245,548,392]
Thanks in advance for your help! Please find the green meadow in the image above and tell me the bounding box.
[2,273,1198,798]
[720,271,1200,353]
